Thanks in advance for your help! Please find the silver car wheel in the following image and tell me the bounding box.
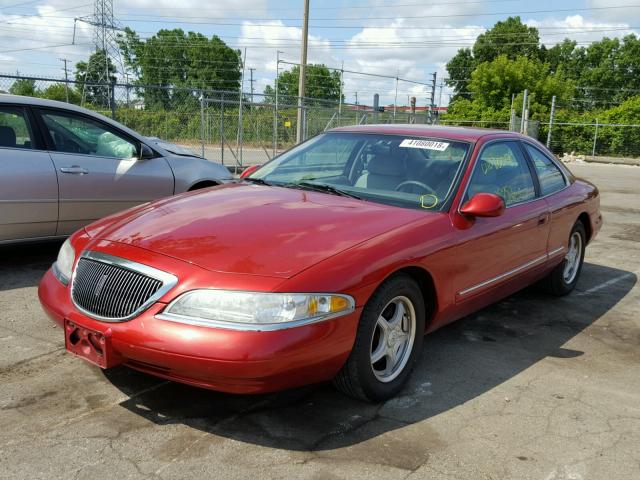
[563,231,583,284]
[370,296,416,383]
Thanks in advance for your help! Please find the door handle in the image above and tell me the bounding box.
[537,214,549,226]
[60,166,89,175]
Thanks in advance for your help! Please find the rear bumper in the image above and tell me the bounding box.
[39,268,360,394]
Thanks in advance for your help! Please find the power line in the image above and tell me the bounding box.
[6,5,640,25]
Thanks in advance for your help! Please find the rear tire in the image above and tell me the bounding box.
[543,221,586,296]
[333,273,425,402]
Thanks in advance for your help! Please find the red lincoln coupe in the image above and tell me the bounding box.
[39,125,602,402]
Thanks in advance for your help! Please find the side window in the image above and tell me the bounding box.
[524,144,567,196]
[40,111,137,159]
[466,141,536,207]
[0,107,33,149]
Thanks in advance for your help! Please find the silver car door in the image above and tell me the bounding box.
[0,106,58,242]
[36,109,174,235]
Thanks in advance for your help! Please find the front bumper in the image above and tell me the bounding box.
[39,267,361,394]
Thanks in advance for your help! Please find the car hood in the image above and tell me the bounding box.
[90,183,426,279]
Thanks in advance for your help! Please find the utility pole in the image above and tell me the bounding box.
[248,68,256,104]
[296,0,310,144]
[546,95,556,148]
[59,58,70,103]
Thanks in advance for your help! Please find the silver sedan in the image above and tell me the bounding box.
[0,95,232,244]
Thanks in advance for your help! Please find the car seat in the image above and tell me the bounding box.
[355,152,405,190]
[0,126,16,148]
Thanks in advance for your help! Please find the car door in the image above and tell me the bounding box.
[35,108,174,235]
[0,105,58,242]
[522,142,573,253]
[452,140,551,304]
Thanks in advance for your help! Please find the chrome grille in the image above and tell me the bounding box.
[71,254,170,321]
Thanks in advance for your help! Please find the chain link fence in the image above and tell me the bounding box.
[2,74,639,164]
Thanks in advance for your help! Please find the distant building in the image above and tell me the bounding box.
[131,99,145,110]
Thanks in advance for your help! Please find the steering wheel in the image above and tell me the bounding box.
[395,180,437,196]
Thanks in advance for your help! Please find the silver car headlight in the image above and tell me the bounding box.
[158,290,355,331]
[53,238,75,285]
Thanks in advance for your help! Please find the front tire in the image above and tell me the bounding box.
[333,274,425,402]
[543,221,586,296]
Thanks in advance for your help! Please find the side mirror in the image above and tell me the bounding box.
[460,192,505,218]
[138,143,155,160]
[240,164,261,179]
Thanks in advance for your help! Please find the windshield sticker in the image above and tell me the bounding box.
[420,194,439,209]
[399,139,449,151]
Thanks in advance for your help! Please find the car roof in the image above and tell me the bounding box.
[328,124,525,142]
[0,94,95,111]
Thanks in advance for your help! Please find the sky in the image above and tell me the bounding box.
[1,0,640,106]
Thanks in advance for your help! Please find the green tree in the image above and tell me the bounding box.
[76,50,117,107]
[9,79,38,97]
[546,39,579,76]
[573,35,640,107]
[468,55,573,110]
[445,48,475,100]
[40,83,82,104]
[264,64,342,104]
[443,55,574,129]
[118,28,241,109]
[446,17,544,99]
[473,17,542,64]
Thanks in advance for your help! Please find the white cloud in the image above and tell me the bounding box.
[586,0,640,22]
[118,0,267,17]
[526,15,638,47]
[0,4,92,71]
[239,20,335,72]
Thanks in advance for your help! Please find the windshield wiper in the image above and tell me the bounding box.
[289,181,362,200]
[243,177,271,186]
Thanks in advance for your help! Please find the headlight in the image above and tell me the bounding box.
[53,238,75,285]
[158,290,355,331]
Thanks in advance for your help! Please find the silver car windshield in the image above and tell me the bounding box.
[251,132,470,211]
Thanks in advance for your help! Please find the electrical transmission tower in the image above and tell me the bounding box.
[73,0,125,109]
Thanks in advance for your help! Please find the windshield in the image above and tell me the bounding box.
[250,132,470,211]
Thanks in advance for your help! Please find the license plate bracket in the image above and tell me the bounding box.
[64,319,116,368]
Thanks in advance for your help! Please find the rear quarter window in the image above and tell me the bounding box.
[524,144,567,196]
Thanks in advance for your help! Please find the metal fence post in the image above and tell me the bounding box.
[110,80,116,120]
[338,63,343,126]
[373,94,379,123]
[546,95,556,148]
[592,118,599,156]
[200,90,205,158]
[521,89,528,134]
[220,92,225,166]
